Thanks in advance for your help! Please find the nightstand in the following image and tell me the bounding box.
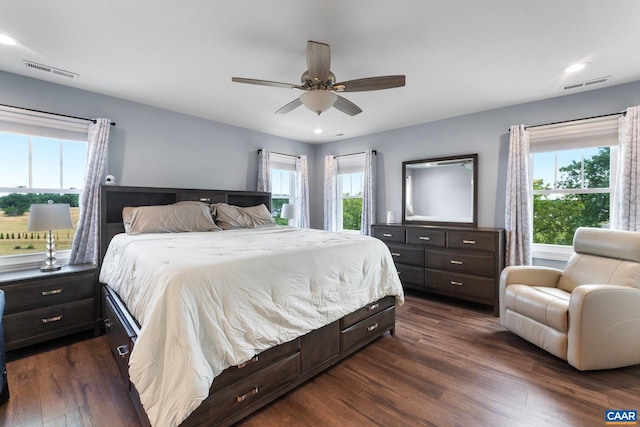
[0,263,99,351]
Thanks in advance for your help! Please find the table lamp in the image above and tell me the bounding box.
[27,201,73,272]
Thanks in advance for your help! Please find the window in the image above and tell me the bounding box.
[0,106,89,270]
[270,153,296,225]
[530,115,618,260]
[337,154,364,233]
[338,172,363,231]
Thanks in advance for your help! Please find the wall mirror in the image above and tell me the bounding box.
[402,153,478,227]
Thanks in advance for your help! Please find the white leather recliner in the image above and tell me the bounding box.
[499,227,640,370]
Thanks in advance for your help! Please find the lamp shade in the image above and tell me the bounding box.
[300,91,337,115]
[281,203,299,220]
[27,203,73,231]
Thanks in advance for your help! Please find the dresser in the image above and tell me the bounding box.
[372,224,504,314]
[0,263,99,351]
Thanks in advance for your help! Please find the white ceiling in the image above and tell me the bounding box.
[1,1,639,143]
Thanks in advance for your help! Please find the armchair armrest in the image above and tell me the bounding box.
[499,266,563,323]
[568,285,640,370]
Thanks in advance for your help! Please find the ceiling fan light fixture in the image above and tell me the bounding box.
[301,91,337,115]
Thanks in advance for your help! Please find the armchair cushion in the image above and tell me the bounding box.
[504,285,569,333]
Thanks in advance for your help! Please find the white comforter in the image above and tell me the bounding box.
[99,226,404,427]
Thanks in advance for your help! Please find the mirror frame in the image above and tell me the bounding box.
[402,153,478,228]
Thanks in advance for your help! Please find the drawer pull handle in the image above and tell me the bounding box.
[367,323,379,332]
[116,345,129,358]
[237,355,259,368]
[104,318,112,329]
[199,197,211,202]
[462,240,476,245]
[368,303,379,311]
[382,233,393,237]
[41,288,63,296]
[236,387,259,402]
[450,281,463,286]
[391,252,401,257]
[41,315,62,324]
[397,271,402,276]
[450,260,463,265]
[419,236,431,241]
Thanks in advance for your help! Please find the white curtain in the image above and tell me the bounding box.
[323,155,339,232]
[69,118,111,265]
[294,155,310,228]
[505,124,532,266]
[613,106,640,231]
[360,149,376,236]
[257,148,271,192]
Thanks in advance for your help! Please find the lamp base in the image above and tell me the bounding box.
[40,264,62,272]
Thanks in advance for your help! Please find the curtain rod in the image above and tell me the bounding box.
[333,150,377,158]
[0,103,116,126]
[510,111,625,132]
[257,149,300,158]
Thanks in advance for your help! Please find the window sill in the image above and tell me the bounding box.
[0,251,71,273]
[532,244,572,262]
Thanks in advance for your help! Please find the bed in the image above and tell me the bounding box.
[98,185,404,427]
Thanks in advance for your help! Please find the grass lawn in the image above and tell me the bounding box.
[0,208,80,257]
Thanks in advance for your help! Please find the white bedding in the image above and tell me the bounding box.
[99,226,404,427]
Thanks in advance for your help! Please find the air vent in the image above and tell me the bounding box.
[563,76,610,91]
[23,60,79,80]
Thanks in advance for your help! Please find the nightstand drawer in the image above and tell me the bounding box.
[2,272,95,314]
[3,298,95,347]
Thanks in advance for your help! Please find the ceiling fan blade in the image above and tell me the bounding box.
[275,98,303,114]
[333,95,362,116]
[333,75,406,92]
[232,77,301,89]
[306,41,331,84]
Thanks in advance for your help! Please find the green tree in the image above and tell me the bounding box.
[342,198,362,231]
[0,193,79,217]
[533,148,610,245]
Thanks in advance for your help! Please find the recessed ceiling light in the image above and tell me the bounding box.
[313,128,323,135]
[565,62,588,73]
[0,33,17,46]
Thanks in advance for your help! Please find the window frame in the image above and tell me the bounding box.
[0,107,89,272]
[337,171,364,233]
[529,115,619,262]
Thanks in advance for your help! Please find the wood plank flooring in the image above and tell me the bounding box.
[1,291,639,426]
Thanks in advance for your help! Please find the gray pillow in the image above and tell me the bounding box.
[211,203,276,230]
[123,201,220,234]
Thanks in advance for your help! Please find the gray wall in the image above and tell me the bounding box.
[313,80,640,230]
[2,70,640,233]
[0,70,313,192]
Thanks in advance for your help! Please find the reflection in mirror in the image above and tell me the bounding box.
[402,154,477,227]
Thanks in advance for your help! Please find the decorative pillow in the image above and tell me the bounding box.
[122,201,220,234]
[212,203,276,230]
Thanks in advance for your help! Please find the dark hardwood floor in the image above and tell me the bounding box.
[1,292,638,426]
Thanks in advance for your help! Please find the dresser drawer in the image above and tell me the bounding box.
[406,228,446,247]
[387,243,425,267]
[205,352,300,422]
[213,338,300,391]
[396,263,425,287]
[3,298,95,347]
[372,226,405,243]
[447,231,496,252]
[425,269,495,301]
[341,306,395,351]
[425,249,495,278]
[341,296,395,329]
[2,271,95,314]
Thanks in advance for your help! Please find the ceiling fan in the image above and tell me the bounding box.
[232,40,405,116]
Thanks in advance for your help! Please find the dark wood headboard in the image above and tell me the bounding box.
[99,185,271,266]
